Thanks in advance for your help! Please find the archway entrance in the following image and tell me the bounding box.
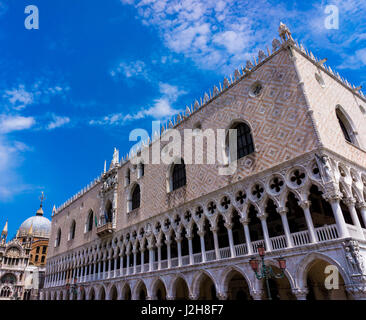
[110,285,118,300]
[153,280,167,300]
[99,287,106,300]
[137,282,147,300]
[89,288,95,300]
[262,266,295,300]
[226,270,251,300]
[80,288,86,300]
[198,274,217,300]
[122,284,131,300]
[306,259,349,300]
[174,277,189,300]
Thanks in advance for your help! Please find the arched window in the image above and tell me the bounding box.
[105,201,113,223]
[55,229,61,247]
[86,210,93,232]
[232,122,254,160]
[131,185,140,210]
[172,160,186,191]
[69,220,76,240]
[125,168,131,186]
[336,107,357,145]
[138,163,144,179]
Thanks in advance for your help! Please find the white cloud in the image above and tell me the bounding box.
[119,0,289,73]
[46,114,70,130]
[0,136,35,201]
[2,81,70,111]
[3,85,34,110]
[0,115,35,134]
[90,82,186,126]
[110,60,149,81]
[338,48,366,70]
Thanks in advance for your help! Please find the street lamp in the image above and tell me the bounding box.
[249,244,286,300]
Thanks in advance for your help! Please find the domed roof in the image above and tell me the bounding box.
[18,206,51,239]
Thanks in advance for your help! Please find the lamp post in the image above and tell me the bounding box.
[249,244,286,300]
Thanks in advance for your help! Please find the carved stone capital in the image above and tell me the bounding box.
[189,293,198,300]
[250,290,263,300]
[257,213,268,221]
[276,207,288,215]
[217,292,228,300]
[343,197,356,207]
[197,231,205,237]
[299,200,311,210]
[240,217,250,225]
[224,223,232,230]
[323,192,343,203]
[357,202,366,210]
[292,288,308,300]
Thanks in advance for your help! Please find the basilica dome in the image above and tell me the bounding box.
[18,206,51,239]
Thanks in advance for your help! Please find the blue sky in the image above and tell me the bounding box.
[1,0,365,238]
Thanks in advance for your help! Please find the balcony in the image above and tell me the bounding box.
[96,222,115,238]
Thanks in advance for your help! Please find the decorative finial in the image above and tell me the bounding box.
[278,22,292,42]
[1,220,8,242]
[36,192,45,216]
[272,38,281,52]
[39,191,45,208]
[258,50,266,63]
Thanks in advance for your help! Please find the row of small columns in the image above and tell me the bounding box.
[45,193,366,286]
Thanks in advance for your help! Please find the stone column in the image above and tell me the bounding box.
[188,236,194,265]
[133,249,137,274]
[114,257,117,278]
[357,202,366,229]
[299,201,317,243]
[140,249,145,273]
[344,198,365,239]
[240,218,253,255]
[276,207,294,247]
[258,213,272,252]
[211,228,221,260]
[177,237,182,267]
[225,223,235,258]
[108,259,112,278]
[126,252,130,275]
[198,231,206,262]
[166,238,172,269]
[325,194,349,238]
[157,243,162,270]
[120,255,124,276]
[148,246,154,271]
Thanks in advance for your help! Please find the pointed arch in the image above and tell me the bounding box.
[295,252,351,289]
[191,270,218,300]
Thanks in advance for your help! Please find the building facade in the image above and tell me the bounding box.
[42,24,366,300]
[0,201,51,300]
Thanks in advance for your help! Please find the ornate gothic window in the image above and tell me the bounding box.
[172,160,186,191]
[105,201,113,222]
[231,122,254,160]
[69,220,76,240]
[55,228,61,247]
[86,210,93,232]
[336,106,358,146]
[131,184,140,210]
[337,114,352,143]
